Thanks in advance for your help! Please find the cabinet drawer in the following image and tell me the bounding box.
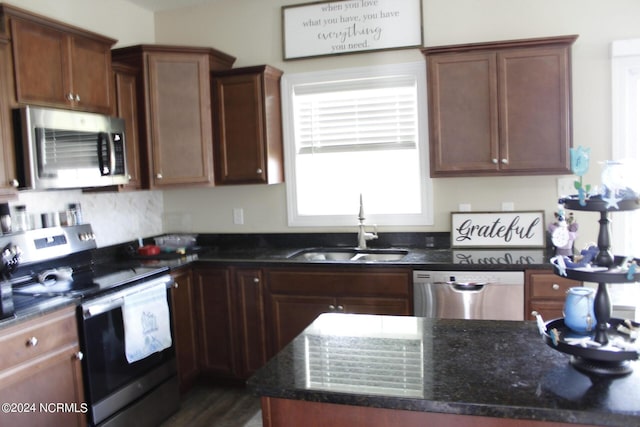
[0,307,78,373]
[267,268,411,297]
[530,273,580,298]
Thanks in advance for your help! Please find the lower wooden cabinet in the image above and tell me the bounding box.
[0,306,86,427]
[192,265,268,381]
[170,267,199,393]
[525,269,581,320]
[266,267,412,355]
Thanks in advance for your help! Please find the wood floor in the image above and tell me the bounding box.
[160,385,262,427]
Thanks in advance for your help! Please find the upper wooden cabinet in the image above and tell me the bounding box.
[112,45,235,189]
[0,35,18,198]
[0,4,116,114]
[112,63,142,190]
[212,65,284,185]
[422,35,577,177]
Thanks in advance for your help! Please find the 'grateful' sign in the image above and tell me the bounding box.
[451,211,545,248]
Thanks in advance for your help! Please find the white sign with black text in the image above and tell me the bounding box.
[451,211,545,248]
[282,0,423,60]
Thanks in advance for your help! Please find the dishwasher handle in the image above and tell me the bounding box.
[440,281,488,291]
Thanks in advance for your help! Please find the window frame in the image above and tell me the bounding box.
[281,61,433,227]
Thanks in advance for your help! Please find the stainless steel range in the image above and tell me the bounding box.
[2,225,179,427]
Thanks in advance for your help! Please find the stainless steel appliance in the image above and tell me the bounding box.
[13,106,129,190]
[4,225,178,426]
[413,270,524,321]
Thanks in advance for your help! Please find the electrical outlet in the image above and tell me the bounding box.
[232,208,244,225]
[557,177,575,197]
[501,202,514,211]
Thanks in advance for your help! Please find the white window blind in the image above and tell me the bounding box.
[294,77,418,154]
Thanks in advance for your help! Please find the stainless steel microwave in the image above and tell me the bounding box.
[13,106,129,190]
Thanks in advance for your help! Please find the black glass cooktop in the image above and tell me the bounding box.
[12,265,169,298]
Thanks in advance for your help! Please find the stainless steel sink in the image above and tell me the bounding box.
[290,248,409,262]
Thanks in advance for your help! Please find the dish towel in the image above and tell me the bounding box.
[123,282,172,363]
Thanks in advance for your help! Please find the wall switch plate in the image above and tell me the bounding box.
[557,177,575,197]
[233,208,244,225]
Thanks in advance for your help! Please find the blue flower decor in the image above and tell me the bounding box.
[570,146,591,206]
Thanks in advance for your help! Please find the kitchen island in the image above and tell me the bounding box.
[247,313,640,427]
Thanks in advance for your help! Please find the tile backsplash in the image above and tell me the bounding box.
[13,190,163,247]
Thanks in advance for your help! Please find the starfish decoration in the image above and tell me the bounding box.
[603,193,623,209]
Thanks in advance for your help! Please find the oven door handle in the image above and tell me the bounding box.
[84,298,124,319]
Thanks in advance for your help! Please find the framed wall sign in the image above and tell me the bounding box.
[282,0,423,60]
[451,211,546,248]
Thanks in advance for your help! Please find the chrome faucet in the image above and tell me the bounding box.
[357,194,378,249]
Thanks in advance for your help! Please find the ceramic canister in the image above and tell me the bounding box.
[563,287,596,334]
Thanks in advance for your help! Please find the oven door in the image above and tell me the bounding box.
[79,275,177,426]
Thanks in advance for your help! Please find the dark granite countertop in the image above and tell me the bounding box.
[0,295,79,330]
[247,313,640,427]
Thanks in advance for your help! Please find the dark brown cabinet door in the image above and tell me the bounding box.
[170,268,199,393]
[113,64,141,189]
[9,14,114,114]
[424,35,576,177]
[427,51,499,174]
[0,36,18,197]
[266,267,412,354]
[340,297,411,316]
[269,294,336,353]
[147,52,214,187]
[213,65,284,185]
[235,268,268,377]
[193,266,236,377]
[497,46,572,173]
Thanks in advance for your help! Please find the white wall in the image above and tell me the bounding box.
[156,0,640,250]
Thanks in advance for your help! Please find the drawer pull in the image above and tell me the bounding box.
[173,282,179,289]
[552,284,560,291]
[328,304,335,311]
[26,336,38,347]
[337,305,344,312]
[253,277,260,284]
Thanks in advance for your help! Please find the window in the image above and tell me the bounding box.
[611,39,640,257]
[282,62,432,227]
[610,39,640,321]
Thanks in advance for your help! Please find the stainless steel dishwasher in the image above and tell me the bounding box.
[413,271,524,320]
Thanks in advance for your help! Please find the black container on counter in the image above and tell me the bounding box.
[0,203,10,234]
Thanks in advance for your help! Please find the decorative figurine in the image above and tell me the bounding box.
[547,206,578,256]
[570,146,591,206]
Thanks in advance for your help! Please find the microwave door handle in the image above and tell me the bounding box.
[107,132,116,176]
[97,132,109,176]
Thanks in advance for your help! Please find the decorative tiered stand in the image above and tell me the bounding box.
[546,196,640,376]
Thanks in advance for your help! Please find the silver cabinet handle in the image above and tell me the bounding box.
[74,94,81,102]
[256,168,263,174]
[26,336,38,347]
[66,93,74,101]
[173,282,179,289]
[501,158,508,164]
[10,179,18,187]
[253,277,260,283]
[328,304,335,311]
[337,305,344,311]
[156,173,163,179]
[552,283,560,291]
[492,158,498,164]
[74,351,84,361]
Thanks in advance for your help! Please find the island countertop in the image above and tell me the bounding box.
[247,313,640,427]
